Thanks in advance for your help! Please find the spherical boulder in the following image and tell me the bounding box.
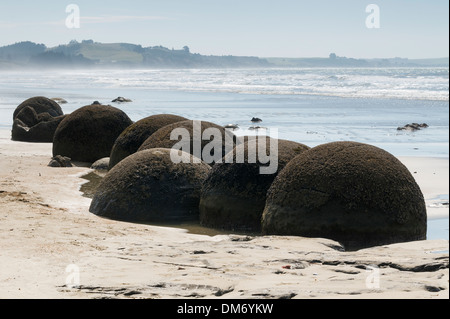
[138,120,237,166]
[53,104,133,163]
[261,141,427,250]
[109,114,188,169]
[12,96,65,142]
[199,137,310,232]
[89,148,211,223]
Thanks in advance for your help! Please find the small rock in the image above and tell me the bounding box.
[51,98,68,104]
[397,123,429,131]
[424,285,443,293]
[112,97,132,103]
[248,126,267,130]
[91,158,110,171]
[48,155,73,167]
[251,117,262,123]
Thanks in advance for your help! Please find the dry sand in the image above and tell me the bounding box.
[0,130,448,299]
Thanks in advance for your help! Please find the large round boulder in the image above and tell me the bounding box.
[138,120,237,166]
[12,96,65,142]
[53,104,133,163]
[199,137,310,232]
[109,114,188,169]
[89,148,211,223]
[261,141,427,250]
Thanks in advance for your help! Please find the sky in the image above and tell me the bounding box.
[0,0,448,59]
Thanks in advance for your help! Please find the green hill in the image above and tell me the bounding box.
[0,40,447,69]
[51,40,144,65]
[0,40,269,69]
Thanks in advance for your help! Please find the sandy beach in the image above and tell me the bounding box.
[0,129,448,299]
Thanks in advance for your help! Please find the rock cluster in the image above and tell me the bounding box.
[397,123,429,131]
[11,96,426,250]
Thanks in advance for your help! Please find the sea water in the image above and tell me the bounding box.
[0,67,448,239]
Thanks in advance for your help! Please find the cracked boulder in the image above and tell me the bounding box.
[11,96,66,142]
[90,148,211,223]
[261,141,427,250]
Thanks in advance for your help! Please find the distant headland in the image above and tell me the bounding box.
[0,40,448,69]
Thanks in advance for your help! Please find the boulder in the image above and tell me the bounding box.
[89,148,211,223]
[12,114,67,143]
[15,105,39,127]
[199,137,310,232]
[13,96,63,120]
[11,97,65,142]
[261,141,427,250]
[109,114,188,169]
[52,104,133,163]
[138,120,237,166]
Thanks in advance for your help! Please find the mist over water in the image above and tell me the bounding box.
[1,67,448,99]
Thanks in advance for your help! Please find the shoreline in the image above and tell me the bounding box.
[0,130,448,299]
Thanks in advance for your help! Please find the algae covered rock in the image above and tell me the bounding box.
[262,141,427,250]
[109,114,188,169]
[199,137,310,231]
[90,148,211,223]
[52,104,133,163]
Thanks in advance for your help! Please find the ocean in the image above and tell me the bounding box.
[1,67,448,157]
[0,67,448,239]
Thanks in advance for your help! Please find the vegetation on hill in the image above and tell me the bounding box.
[0,41,447,69]
[0,40,270,69]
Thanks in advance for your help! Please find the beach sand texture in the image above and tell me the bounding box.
[0,130,448,299]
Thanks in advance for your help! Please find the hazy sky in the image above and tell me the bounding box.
[0,0,448,58]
